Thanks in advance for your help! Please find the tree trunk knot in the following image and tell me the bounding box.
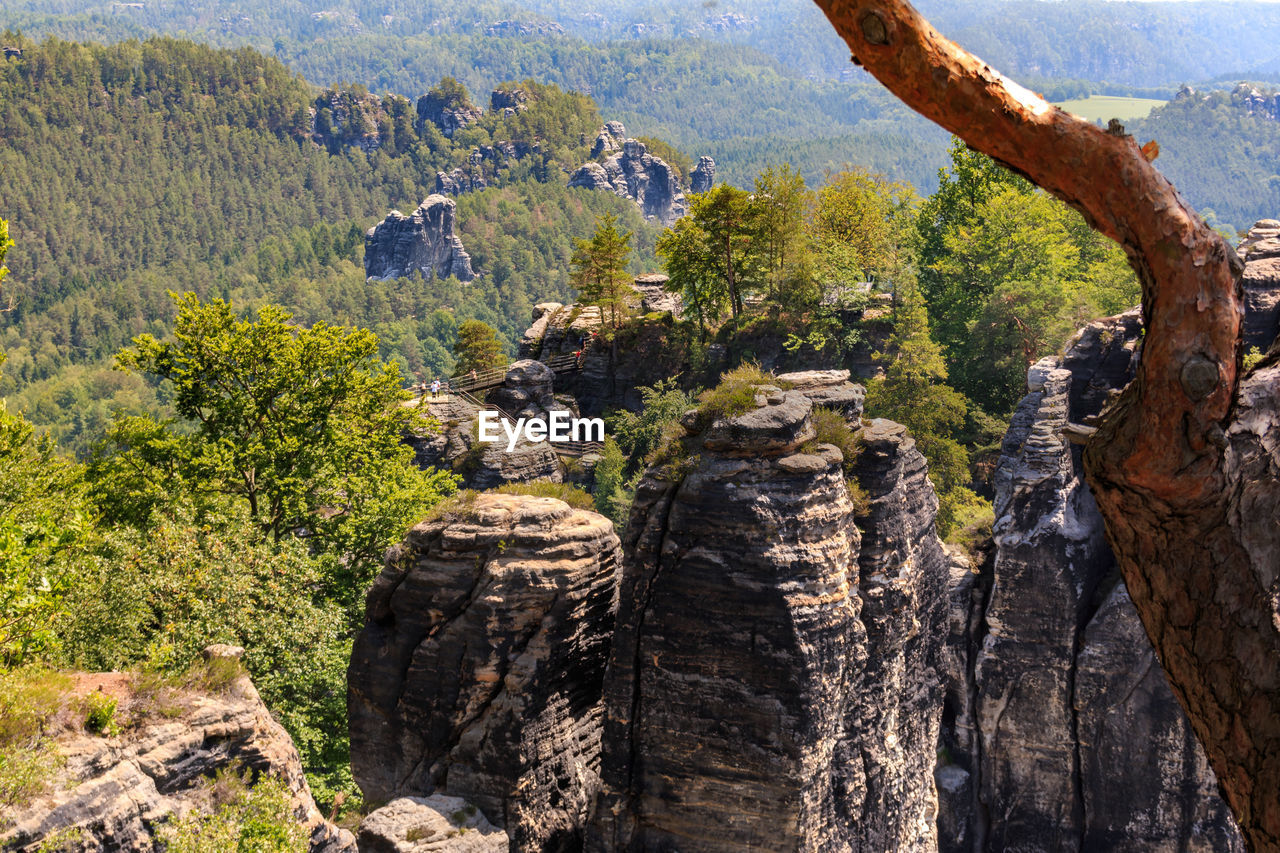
[1179,354,1221,400]
[860,10,890,45]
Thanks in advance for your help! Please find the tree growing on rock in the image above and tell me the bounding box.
[570,213,633,328]
[809,1,1280,846]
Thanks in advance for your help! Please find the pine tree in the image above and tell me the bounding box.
[570,214,633,328]
[453,319,507,375]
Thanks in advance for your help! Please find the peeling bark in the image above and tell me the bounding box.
[809,1,1280,849]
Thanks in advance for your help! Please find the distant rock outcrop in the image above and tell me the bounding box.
[490,85,530,115]
[313,90,411,154]
[416,89,482,138]
[1239,218,1280,351]
[936,310,1245,852]
[590,121,626,158]
[569,125,688,224]
[588,384,949,851]
[1,647,355,853]
[365,196,476,282]
[690,155,716,193]
[348,494,622,853]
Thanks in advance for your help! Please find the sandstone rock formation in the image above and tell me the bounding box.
[416,90,482,138]
[348,494,622,853]
[590,121,626,158]
[588,383,949,851]
[1238,218,1280,351]
[404,395,563,490]
[1,647,354,853]
[776,368,866,420]
[487,359,561,420]
[569,126,687,224]
[490,86,529,115]
[629,273,681,315]
[365,196,476,282]
[690,155,716,193]
[313,90,411,154]
[936,309,1245,852]
[357,795,507,852]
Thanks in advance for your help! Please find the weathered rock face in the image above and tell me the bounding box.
[404,395,564,489]
[776,369,866,420]
[630,273,681,315]
[1238,218,1280,351]
[487,359,560,420]
[689,155,716,193]
[490,86,529,115]
[569,126,687,225]
[357,795,508,852]
[365,196,476,282]
[590,121,626,158]
[313,89,411,154]
[348,495,622,853]
[2,649,355,853]
[416,91,482,138]
[588,386,949,852]
[936,309,1245,852]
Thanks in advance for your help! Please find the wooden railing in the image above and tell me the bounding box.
[448,352,584,393]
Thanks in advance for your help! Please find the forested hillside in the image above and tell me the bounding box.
[1129,84,1280,234]
[0,36,659,453]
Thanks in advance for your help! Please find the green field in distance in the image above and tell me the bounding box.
[1055,95,1166,121]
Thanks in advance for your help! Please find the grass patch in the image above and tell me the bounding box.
[0,668,72,812]
[1055,95,1164,121]
[692,362,786,429]
[801,407,871,514]
[492,481,594,510]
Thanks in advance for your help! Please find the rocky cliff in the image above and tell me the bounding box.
[1,646,354,853]
[689,156,716,193]
[588,380,949,851]
[1239,218,1280,351]
[348,494,622,853]
[365,196,476,282]
[936,309,1245,852]
[569,124,688,225]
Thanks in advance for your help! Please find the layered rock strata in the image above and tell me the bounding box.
[588,384,949,852]
[348,494,622,853]
[1,647,354,853]
[1238,218,1280,351]
[936,308,1245,851]
[776,368,866,420]
[365,196,476,282]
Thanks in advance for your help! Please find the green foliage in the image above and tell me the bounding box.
[753,164,812,307]
[591,436,632,530]
[864,274,987,537]
[492,480,594,510]
[802,407,870,515]
[159,769,308,853]
[813,167,919,287]
[98,294,455,560]
[0,667,70,811]
[693,362,780,429]
[610,378,695,468]
[57,499,354,799]
[0,402,93,665]
[571,214,634,328]
[452,319,507,375]
[1128,84,1280,233]
[1244,346,1265,372]
[918,140,1139,415]
[83,691,119,736]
